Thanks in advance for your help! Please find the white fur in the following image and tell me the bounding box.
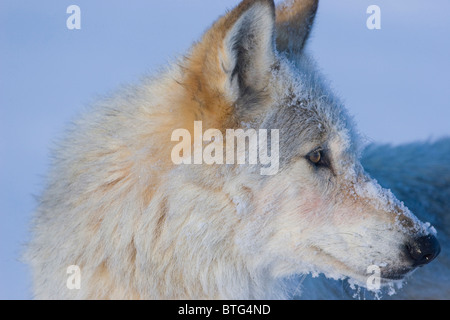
[25,0,440,300]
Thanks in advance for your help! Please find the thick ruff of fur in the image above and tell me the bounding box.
[26,0,441,299]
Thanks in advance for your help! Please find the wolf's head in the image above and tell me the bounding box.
[171,0,440,292]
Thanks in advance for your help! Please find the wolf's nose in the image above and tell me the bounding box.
[407,235,441,267]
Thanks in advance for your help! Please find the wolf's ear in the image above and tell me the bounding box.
[219,0,276,100]
[276,0,319,55]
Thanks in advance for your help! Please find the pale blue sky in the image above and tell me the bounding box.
[1,0,449,299]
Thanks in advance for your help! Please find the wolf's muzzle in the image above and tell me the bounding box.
[407,235,441,267]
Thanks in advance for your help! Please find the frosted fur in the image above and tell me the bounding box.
[25,0,441,300]
[292,140,449,300]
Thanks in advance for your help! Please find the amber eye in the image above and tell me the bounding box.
[306,149,332,170]
[308,150,322,164]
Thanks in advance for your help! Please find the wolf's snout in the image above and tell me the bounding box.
[407,235,441,267]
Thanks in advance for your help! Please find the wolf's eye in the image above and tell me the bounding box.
[309,151,322,164]
[306,149,330,169]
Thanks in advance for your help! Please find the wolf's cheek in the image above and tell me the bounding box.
[298,193,325,217]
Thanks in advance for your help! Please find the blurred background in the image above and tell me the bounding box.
[1,0,449,299]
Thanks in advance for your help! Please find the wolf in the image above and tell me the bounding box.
[26,0,441,299]
[295,140,450,299]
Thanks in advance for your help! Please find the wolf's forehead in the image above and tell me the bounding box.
[265,58,361,156]
[269,68,349,135]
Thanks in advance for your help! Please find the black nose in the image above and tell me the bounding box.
[407,235,441,267]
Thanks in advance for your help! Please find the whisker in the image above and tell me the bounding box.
[291,274,308,299]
